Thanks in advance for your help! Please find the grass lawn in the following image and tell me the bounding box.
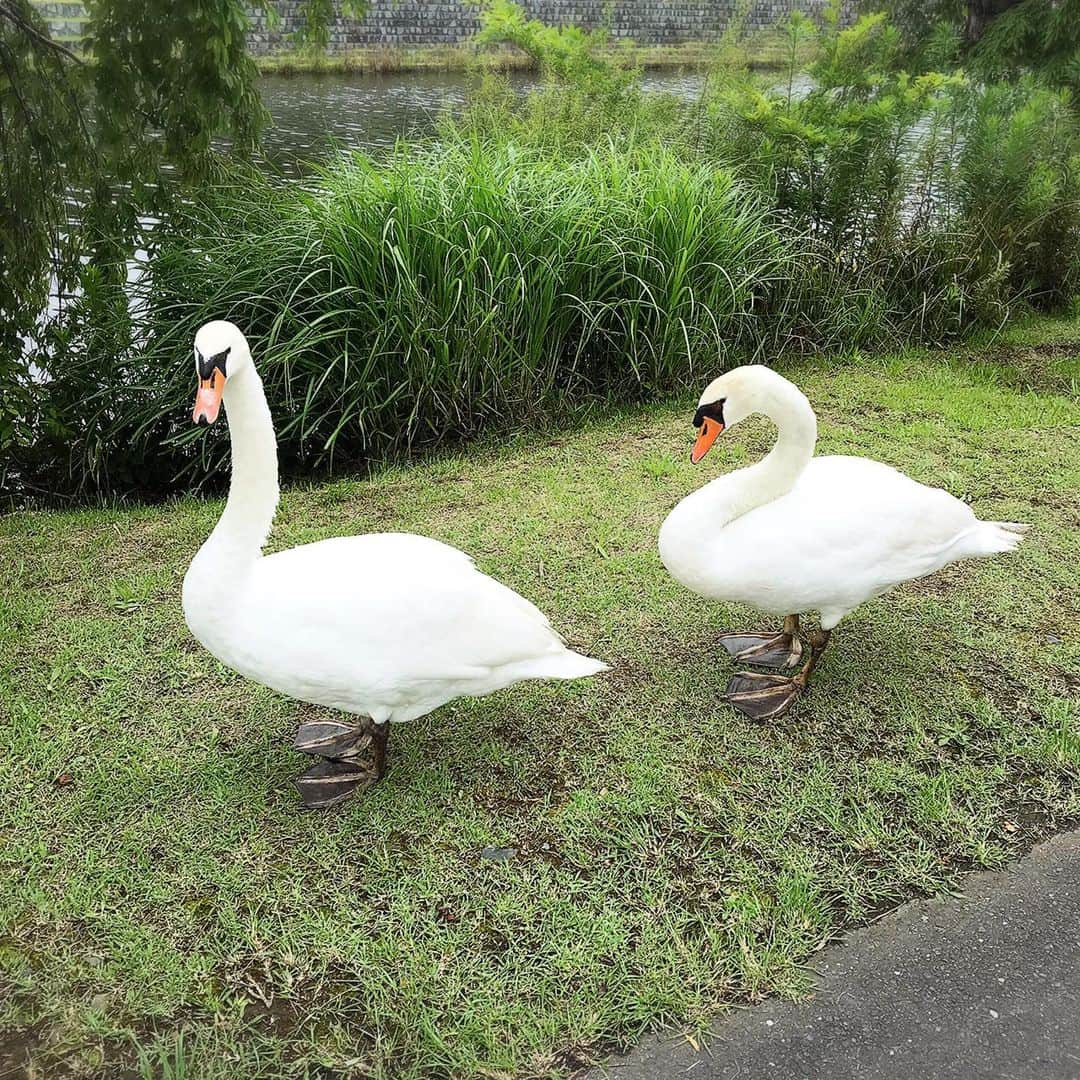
[2,320,1078,1078]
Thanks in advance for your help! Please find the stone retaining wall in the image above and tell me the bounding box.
[32,1,851,54]
[247,1,845,51]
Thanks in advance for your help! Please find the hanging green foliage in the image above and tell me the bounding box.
[0,0,368,493]
[868,0,1080,93]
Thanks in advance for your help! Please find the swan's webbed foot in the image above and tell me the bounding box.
[718,614,802,670]
[293,719,373,760]
[292,718,390,809]
[723,671,802,720]
[723,627,832,722]
[718,631,803,670]
[295,757,379,808]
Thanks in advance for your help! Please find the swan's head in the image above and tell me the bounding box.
[689,365,785,463]
[191,320,253,426]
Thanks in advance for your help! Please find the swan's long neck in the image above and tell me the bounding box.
[659,374,817,584]
[715,379,817,526]
[197,364,279,578]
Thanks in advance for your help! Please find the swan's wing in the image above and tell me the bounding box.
[710,456,982,619]
[248,533,569,683]
[263,531,478,575]
[793,456,980,572]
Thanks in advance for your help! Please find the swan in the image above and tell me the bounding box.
[658,365,1027,720]
[182,321,607,808]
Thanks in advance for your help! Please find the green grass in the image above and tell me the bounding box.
[2,321,1079,1078]
[256,43,544,76]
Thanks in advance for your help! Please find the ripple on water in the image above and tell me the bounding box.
[256,69,709,174]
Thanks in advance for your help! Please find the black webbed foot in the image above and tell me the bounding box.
[718,631,803,670]
[294,757,378,809]
[723,671,801,720]
[292,717,389,808]
[293,719,372,760]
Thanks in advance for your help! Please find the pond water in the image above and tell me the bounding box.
[257,69,710,173]
[36,69,709,337]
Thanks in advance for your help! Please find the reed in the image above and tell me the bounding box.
[56,141,825,497]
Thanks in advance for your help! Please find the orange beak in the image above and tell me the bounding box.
[193,368,225,426]
[691,416,724,463]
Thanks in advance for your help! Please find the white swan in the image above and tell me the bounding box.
[658,365,1027,720]
[182,321,607,807]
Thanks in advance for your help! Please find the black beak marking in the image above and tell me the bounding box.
[693,398,726,430]
[196,345,230,382]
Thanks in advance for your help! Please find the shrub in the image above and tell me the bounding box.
[951,80,1080,307]
[702,11,1080,325]
[9,5,1080,504]
[22,142,803,500]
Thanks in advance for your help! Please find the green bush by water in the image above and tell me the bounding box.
[30,143,806,498]
[9,7,1080,503]
[702,14,1080,313]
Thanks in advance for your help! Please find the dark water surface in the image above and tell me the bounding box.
[258,69,709,172]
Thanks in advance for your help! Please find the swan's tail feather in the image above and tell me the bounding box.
[510,649,610,682]
[962,520,1030,558]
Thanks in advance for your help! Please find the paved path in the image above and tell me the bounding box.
[594,830,1080,1080]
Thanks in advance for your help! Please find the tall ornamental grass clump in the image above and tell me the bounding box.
[33,142,801,499]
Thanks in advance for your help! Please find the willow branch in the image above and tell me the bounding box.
[0,1,85,64]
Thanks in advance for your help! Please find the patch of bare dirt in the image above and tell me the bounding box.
[0,1020,45,1080]
[972,340,1079,395]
